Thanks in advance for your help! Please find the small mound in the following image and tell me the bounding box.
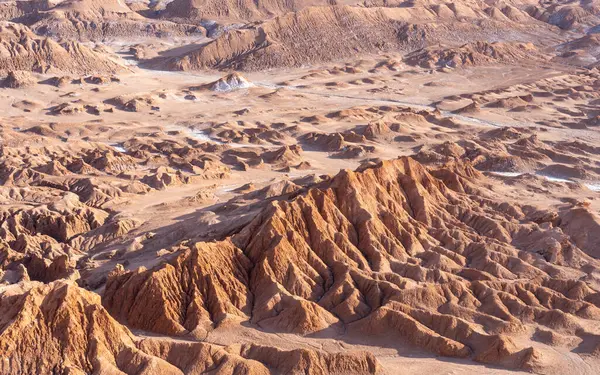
[487,96,532,109]
[209,72,252,91]
[42,76,73,87]
[1,70,36,88]
[539,164,588,180]
[452,101,480,114]
[11,99,43,112]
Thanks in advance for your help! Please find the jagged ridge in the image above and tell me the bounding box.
[103,157,600,372]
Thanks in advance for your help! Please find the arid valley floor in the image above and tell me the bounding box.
[3,1,600,374]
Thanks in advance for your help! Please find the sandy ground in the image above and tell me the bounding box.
[3,50,600,374]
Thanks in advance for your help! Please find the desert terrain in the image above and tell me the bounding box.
[2,0,600,374]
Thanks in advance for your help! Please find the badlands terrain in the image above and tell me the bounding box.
[3,0,600,374]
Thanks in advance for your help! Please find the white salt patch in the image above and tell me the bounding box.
[219,184,240,192]
[538,175,573,184]
[123,58,140,67]
[585,183,600,192]
[490,171,524,177]
[212,81,252,92]
[490,172,577,185]
[212,75,252,92]
[189,130,223,144]
[109,144,127,153]
[256,82,286,90]
[98,142,126,153]
[168,125,224,145]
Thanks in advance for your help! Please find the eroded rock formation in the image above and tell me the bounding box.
[102,157,600,372]
[0,280,380,374]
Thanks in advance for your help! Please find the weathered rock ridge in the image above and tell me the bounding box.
[103,157,600,373]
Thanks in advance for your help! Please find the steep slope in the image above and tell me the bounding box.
[0,280,380,374]
[147,3,554,71]
[521,0,600,30]
[0,0,53,22]
[0,280,181,374]
[103,157,600,373]
[365,0,600,31]
[10,0,204,40]
[0,22,125,74]
[161,0,348,22]
[149,5,409,71]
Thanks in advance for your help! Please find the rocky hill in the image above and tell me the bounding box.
[0,22,125,74]
[0,280,380,374]
[102,157,600,373]
[147,4,554,71]
[160,0,347,22]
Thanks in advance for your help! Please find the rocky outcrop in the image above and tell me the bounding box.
[0,140,216,284]
[1,70,36,88]
[0,281,180,375]
[103,157,600,372]
[104,240,253,338]
[0,280,381,374]
[301,131,375,158]
[209,73,252,91]
[149,6,409,70]
[11,0,204,40]
[160,0,349,22]
[0,22,126,74]
[405,41,546,69]
[146,3,550,71]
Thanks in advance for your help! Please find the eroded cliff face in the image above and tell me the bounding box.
[161,0,347,22]
[0,22,126,74]
[0,280,380,374]
[2,0,600,371]
[102,157,600,372]
[148,0,557,72]
[0,280,179,375]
